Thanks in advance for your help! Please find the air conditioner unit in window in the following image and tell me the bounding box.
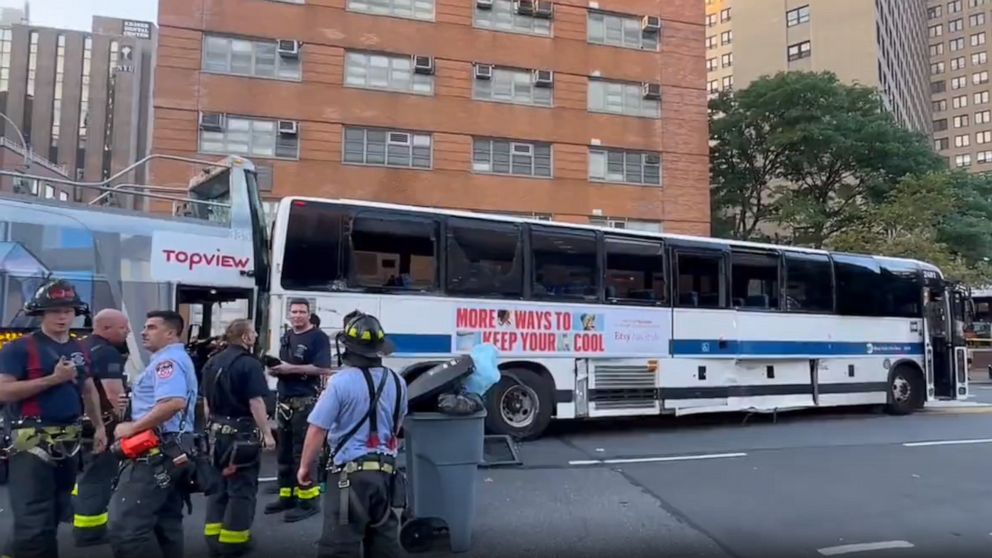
[534,0,554,18]
[278,120,298,136]
[533,69,554,87]
[412,55,435,75]
[199,112,224,131]
[476,0,494,8]
[642,82,661,99]
[642,15,661,33]
[645,153,661,165]
[277,39,300,58]
[474,63,493,80]
[514,0,534,15]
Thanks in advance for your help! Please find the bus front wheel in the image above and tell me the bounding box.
[484,368,553,441]
[886,365,924,415]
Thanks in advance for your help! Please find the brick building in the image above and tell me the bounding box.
[152,0,709,235]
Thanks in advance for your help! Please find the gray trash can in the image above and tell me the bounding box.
[401,409,487,553]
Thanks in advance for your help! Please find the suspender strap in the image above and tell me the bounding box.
[328,367,388,464]
[205,350,248,415]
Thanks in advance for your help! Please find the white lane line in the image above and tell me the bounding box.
[903,438,992,447]
[568,452,747,466]
[817,540,914,555]
[259,476,277,482]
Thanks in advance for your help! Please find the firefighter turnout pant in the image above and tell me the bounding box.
[72,438,120,546]
[268,396,320,518]
[108,458,186,558]
[317,464,401,558]
[4,447,79,558]
[204,430,262,557]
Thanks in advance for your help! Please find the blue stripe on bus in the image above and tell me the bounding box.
[669,340,924,357]
[390,333,452,354]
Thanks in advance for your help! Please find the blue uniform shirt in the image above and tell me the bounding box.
[131,342,197,434]
[307,366,408,466]
[0,331,91,425]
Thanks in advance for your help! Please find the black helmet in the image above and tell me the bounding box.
[339,311,394,358]
[23,278,89,317]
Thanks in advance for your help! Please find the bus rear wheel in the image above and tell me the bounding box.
[886,365,923,415]
[484,368,553,441]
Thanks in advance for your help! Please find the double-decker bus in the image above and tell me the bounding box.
[266,197,970,440]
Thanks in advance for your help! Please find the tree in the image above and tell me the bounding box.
[710,71,944,247]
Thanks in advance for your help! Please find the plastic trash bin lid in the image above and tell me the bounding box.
[407,354,474,406]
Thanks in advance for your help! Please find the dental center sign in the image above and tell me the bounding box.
[150,231,253,285]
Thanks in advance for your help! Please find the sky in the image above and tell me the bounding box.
[0,0,158,31]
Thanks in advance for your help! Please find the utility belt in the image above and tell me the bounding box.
[330,453,405,526]
[207,415,258,437]
[276,395,318,421]
[208,416,261,476]
[3,419,83,465]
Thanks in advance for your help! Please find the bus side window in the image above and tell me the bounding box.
[783,252,833,313]
[675,251,727,309]
[604,235,667,305]
[446,218,523,298]
[349,213,439,292]
[833,254,883,317]
[731,250,780,310]
[280,201,345,291]
[878,261,923,318]
[530,226,598,301]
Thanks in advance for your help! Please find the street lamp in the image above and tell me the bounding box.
[0,112,29,168]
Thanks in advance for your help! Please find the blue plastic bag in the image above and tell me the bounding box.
[464,343,500,396]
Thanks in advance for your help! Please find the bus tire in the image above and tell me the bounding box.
[885,364,924,416]
[484,368,553,441]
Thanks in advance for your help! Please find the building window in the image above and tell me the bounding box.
[473,66,553,107]
[954,94,969,108]
[949,0,962,13]
[977,91,991,104]
[932,62,945,75]
[708,79,719,93]
[971,0,985,7]
[472,138,552,178]
[722,75,733,89]
[934,99,947,112]
[590,217,663,232]
[706,35,717,49]
[954,114,970,128]
[706,57,718,71]
[952,75,968,89]
[199,114,300,159]
[786,5,810,26]
[973,32,988,46]
[475,0,551,37]
[956,153,972,167]
[935,137,950,150]
[588,78,661,118]
[787,41,811,61]
[931,43,944,56]
[929,5,943,18]
[978,150,992,163]
[952,56,966,70]
[78,37,92,154]
[971,13,985,26]
[50,34,66,162]
[706,13,717,27]
[722,52,733,67]
[929,24,943,37]
[0,28,10,124]
[934,118,949,132]
[23,31,38,144]
[977,109,991,123]
[978,131,992,144]
[974,51,988,65]
[202,35,302,80]
[721,30,732,44]
[950,37,965,51]
[720,7,731,22]
[974,70,990,85]
[347,0,434,21]
[587,10,659,50]
[344,51,434,95]
[932,80,947,93]
[343,127,432,169]
[588,147,661,185]
[951,18,965,32]
[955,133,971,147]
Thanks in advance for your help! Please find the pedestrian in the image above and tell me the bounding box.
[298,310,407,558]
[201,319,276,557]
[265,298,333,523]
[73,308,131,547]
[0,279,108,558]
[107,310,198,558]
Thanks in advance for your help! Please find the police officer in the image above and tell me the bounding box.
[299,311,407,558]
[201,319,276,557]
[265,298,333,522]
[108,310,198,558]
[0,279,108,558]
[73,308,131,547]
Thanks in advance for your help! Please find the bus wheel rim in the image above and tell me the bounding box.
[892,374,911,403]
[500,384,537,428]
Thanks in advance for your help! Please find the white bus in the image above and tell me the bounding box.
[266,197,970,439]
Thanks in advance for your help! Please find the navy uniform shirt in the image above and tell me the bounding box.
[130,342,197,434]
[85,334,127,415]
[277,327,331,399]
[0,330,91,426]
[201,345,269,419]
[307,366,407,466]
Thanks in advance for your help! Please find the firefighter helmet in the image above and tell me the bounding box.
[23,278,89,317]
[339,311,394,357]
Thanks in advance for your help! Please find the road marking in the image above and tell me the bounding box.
[904,438,992,447]
[817,540,914,555]
[259,476,277,482]
[568,452,747,466]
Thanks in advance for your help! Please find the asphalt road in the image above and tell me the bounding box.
[4,392,992,558]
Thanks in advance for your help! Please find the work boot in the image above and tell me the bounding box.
[283,501,319,523]
[263,497,296,515]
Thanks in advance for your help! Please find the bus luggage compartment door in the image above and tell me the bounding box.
[583,359,659,417]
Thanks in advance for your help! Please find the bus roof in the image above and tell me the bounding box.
[280,196,944,277]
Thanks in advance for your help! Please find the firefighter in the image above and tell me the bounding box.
[107,310,198,558]
[298,311,407,558]
[0,279,108,558]
[265,298,333,523]
[73,308,131,547]
[201,319,276,557]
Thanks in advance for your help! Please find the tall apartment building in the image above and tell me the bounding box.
[0,16,156,200]
[928,0,992,171]
[151,0,710,236]
[705,0,932,136]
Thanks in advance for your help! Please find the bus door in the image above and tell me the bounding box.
[951,284,970,400]
[924,275,967,400]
